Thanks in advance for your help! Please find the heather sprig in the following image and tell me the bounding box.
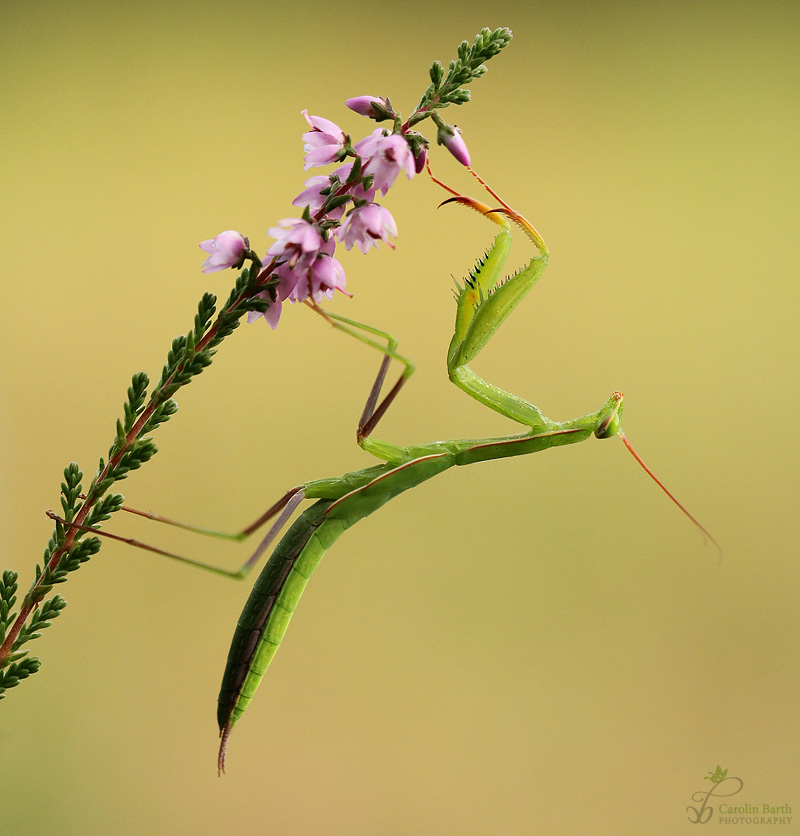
[242,27,512,330]
[408,27,512,125]
[0,27,513,698]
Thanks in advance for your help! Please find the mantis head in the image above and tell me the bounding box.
[595,391,624,439]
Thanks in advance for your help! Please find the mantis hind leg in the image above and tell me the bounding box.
[46,487,307,580]
[47,311,418,574]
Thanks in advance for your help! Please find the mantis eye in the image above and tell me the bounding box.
[595,412,621,439]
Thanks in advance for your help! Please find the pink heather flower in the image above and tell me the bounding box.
[198,230,246,273]
[301,110,347,170]
[292,174,340,218]
[336,203,397,254]
[281,236,347,305]
[291,253,347,304]
[266,218,324,269]
[331,162,377,204]
[293,163,377,222]
[246,292,283,329]
[353,130,415,194]
[438,125,471,167]
[246,262,301,329]
[345,96,388,119]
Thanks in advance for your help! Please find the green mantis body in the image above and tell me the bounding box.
[213,185,630,771]
[216,421,616,762]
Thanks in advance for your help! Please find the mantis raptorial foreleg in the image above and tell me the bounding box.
[435,170,720,539]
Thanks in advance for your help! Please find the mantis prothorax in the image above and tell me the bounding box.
[50,170,718,774]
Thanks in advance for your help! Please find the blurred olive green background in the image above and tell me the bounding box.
[2,2,798,834]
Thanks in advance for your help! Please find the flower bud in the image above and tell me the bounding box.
[414,146,427,174]
[437,124,471,167]
[346,96,388,119]
[198,230,247,273]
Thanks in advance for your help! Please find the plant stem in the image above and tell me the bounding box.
[0,284,253,665]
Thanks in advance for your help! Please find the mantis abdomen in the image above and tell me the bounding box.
[217,501,337,730]
[216,452,457,757]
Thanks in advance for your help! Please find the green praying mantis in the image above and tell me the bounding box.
[50,169,718,774]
